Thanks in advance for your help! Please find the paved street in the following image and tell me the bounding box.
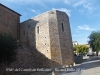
[8,56,100,75]
[81,56,100,75]
[51,56,100,75]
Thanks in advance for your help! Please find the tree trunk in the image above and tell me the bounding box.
[96,51,98,56]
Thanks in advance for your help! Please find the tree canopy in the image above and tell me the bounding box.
[74,45,89,55]
[88,31,100,55]
[0,32,18,65]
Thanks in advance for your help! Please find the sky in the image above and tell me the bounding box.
[1,0,100,44]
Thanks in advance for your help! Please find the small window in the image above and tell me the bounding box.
[37,26,39,34]
[61,23,64,31]
[23,30,25,35]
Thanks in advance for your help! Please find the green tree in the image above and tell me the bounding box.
[0,32,18,65]
[74,45,89,55]
[88,31,100,56]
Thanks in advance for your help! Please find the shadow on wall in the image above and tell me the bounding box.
[0,46,62,74]
[32,47,62,68]
[0,19,62,74]
[20,19,62,68]
[20,19,38,47]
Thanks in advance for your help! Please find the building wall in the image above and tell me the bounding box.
[20,19,36,46]
[35,12,51,67]
[48,11,62,67]
[73,41,78,46]
[0,4,20,39]
[20,10,74,68]
[56,11,74,65]
[20,12,51,67]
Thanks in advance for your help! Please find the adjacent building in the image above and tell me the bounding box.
[0,3,21,39]
[73,41,78,46]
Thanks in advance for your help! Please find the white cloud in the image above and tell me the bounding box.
[77,24,95,31]
[31,9,39,14]
[27,8,40,14]
[64,0,86,7]
[52,8,71,17]
[64,0,96,13]
[73,0,86,7]
[64,0,70,5]
[64,0,76,5]
[83,3,94,11]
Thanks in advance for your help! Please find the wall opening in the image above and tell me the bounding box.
[61,23,64,32]
[37,26,39,34]
[23,30,25,35]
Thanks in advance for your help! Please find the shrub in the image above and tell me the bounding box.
[0,32,17,65]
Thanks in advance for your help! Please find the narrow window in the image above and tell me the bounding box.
[23,30,25,35]
[62,23,64,31]
[37,26,39,34]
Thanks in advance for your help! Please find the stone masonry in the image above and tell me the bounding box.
[0,3,20,39]
[20,10,74,68]
[0,3,74,68]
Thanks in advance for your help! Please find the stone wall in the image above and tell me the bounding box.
[20,10,74,68]
[0,3,74,71]
[20,12,52,67]
[10,46,37,68]
[0,46,37,74]
[56,10,74,65]
[48,11,62,67]
[48,10,74,67]
[20,19,37,46]
[34,13,51,67]
[0,4,20,39]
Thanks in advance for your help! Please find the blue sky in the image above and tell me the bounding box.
[1,0,100,44]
